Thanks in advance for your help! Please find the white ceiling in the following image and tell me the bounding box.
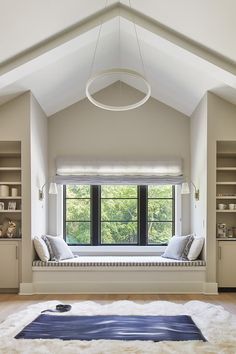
[0,1,235,116]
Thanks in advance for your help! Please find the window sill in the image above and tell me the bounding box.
[69,245,166,256]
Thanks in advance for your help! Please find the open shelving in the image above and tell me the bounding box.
[0,142,22,239]
[216,141,236,238]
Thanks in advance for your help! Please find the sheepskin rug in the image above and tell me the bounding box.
[0,300,236,353]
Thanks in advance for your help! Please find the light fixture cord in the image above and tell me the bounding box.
[129,0,146,78]
[119,2,122,99]
[89,0,109,79]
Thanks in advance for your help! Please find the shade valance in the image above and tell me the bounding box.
[55,156,184,185]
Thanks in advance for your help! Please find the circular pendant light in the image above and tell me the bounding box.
[85,0,151,111]
[86,68,151,111]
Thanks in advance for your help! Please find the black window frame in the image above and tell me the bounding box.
[63,185,175,246]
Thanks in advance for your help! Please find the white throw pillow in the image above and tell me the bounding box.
[187,237,204,261]
[33,236,50,261]
[45,235,74,261]
[162,235,192,260]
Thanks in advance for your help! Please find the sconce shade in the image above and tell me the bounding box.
[39,181,58,200]
[181,182,190,194]
[181,181,199,200]
[49,182,58,195]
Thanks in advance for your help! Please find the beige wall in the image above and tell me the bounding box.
[48,84,190,235]
[190,94,208,244]
[30,94,48,239]
[0,92,32,283]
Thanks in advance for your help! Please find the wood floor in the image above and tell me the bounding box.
[0,293,236,323]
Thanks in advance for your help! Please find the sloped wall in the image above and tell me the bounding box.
[48,84,190,235]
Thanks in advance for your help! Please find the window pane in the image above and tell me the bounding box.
[101,185,137,198]
[101,199,137,221]
[101,222,137,244]
[66,185,90,198]
[148,222,172,244]
[66,199,90,221]
[148,185,172,198]
[148,199,172,221]
[66,221,90,244]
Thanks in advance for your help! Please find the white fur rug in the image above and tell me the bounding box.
[0,300,236,353]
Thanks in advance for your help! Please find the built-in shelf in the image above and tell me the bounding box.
[216,182,236,185]
[0,210,22,213]
[216,210,236,213]
[0,152,21,158]
[0,167,21,171]
[0,238,22,241]
[216,196,236,199]
[217,167,236,171]
[0,182,21,185]
[0,196,21,199]
[216,238,236,241]
[217,152,236,158]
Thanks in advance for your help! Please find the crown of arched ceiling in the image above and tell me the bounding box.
[0,2,235,116]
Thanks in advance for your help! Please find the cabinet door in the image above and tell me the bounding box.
[218,241,236,287]
[0,243,18,288]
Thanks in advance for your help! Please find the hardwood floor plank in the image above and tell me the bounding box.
[0,293,236,323]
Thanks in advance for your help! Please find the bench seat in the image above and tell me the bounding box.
[33,256,206,268]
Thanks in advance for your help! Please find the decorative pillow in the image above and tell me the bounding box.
[162,235,192,260]
[181,234,194,260]
[187,237,204,261]
[45,235,74,261]
[42,235,55,261]
[33,236,50,262]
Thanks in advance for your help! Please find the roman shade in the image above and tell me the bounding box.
[54,156,184,185]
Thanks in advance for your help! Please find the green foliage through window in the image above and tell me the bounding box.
[64,185,175,245]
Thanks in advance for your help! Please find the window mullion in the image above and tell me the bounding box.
[139,185,147,245]
[63,185,66,241]
[172,185,175,235]
[91,185,100,245]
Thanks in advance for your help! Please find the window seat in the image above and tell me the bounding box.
[33,256,206,268]
[26,256,209,295]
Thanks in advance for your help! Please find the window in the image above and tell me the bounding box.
[63,185,175,246]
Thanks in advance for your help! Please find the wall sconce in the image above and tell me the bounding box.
[181,182,199,201]
[39,181,58,201]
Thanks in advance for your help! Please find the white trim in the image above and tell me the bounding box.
[203,282,218,295]
[53,185,182,255]
[175,184,182,234]
[71,245,166,255]
[21,267,213,294]
[19,282,34,295]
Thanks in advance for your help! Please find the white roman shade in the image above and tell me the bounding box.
[55,157,184,185]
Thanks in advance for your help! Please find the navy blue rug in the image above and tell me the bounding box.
[15,314,206,342]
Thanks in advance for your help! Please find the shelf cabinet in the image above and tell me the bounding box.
[217,240,236,288]
[216,142,236,289]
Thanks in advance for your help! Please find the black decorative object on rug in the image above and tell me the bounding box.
[15,314,206,342]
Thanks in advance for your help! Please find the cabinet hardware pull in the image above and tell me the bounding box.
[16,246,18,260]
[218,246,221,260]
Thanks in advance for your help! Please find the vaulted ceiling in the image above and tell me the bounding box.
[0,0,235,116]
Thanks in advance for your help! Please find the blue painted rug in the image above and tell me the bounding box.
[15,314,206,342]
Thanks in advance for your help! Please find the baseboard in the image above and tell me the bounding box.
[203,282,218,295]
[19,282,35,295]
[18,280,213,295]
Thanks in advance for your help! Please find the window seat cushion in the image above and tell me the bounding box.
[33,256,206,267]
